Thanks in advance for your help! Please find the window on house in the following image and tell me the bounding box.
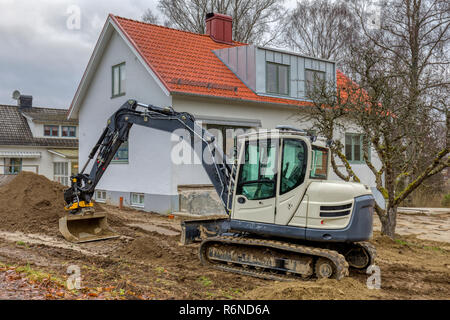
[112,62,126,97]
[44,125,59,137]
[305,69,326,98]
[131,193,145,207]
[61,126,76,137]
[266,62,289,95]
[112,141,129,163]
[54,162,69,186]
[95,190,107,203]
[345,133,370,163]
[310,146,328,179]
[4,158,22,174]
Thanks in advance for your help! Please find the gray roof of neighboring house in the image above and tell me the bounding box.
[21,107,77,124]
[0,105,78,148]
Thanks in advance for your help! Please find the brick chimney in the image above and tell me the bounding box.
[18,95,33,110]
[205,13,233,44]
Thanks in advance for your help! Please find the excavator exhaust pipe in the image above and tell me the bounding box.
[59,211,119,243]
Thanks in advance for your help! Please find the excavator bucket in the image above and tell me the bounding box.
[59,211,119,243]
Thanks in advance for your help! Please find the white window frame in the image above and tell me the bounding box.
[112,62,126,98]
[44,125,59,137]
[61,126,76,137]
[54,162,69,186]
[95,190,107,203]
[131,192,145,208]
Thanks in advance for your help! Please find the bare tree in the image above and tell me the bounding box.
[282,0,358,64]
[302,0,450,238]
[352,0,450,210]
[155,0,285,44]
[142,8,160,24]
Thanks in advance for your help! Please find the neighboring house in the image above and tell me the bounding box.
[68,13,383,214]
[0,95,78,185]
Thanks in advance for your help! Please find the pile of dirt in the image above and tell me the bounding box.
[117,234,175,262]
[244,278,383,300]
[0,172,68,235]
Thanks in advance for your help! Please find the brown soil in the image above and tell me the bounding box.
[244,278,383,300]
[0,172,67,235]
[0,172,449,300]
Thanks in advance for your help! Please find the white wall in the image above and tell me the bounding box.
[75,29,382,206]
[77,31,172,196]
[0,146,64,179]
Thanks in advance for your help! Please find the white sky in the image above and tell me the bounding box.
[0,0,296,108]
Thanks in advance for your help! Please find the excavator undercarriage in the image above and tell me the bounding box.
[183,220,376,280]
[200,236,350,280]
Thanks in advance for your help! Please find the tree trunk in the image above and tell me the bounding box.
[380,206,397,238]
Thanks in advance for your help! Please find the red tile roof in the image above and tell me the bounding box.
[72,15,352,111]
[113,15,350,107]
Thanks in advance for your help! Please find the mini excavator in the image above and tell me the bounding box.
[61,100,376,280]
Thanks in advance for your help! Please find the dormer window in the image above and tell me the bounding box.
[266,62,289,96]
[214,45,335,101]
[305,69,326,97]
[62,126,76,137]
[44,125,59,137]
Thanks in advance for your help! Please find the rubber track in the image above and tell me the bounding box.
[199,236,349,280]
[356,241,377,268]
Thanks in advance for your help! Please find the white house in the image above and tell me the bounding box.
[68,13,383,214]
[0,95,78,185]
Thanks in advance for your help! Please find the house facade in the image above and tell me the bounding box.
[0,95,78,185]
[68,14,383,214]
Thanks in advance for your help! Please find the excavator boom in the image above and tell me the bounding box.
[61,100,232,242]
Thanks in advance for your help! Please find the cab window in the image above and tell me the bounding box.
[310,146,328,179]
[237,139,278,200]
[280,139,307,194]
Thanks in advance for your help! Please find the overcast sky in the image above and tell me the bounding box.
[0,0,296,109]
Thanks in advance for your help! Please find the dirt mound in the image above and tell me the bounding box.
[244,278,382,300]
[0,172,68,235]
[117,234,176,262]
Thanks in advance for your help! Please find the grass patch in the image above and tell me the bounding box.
[423,245,445,253]
[395,239,446,253]
[155,267,166,274]
[14,263,66,288]
[197,276,212,287]
[395,239,408,246]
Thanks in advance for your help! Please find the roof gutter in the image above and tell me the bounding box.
[170,91,312,110]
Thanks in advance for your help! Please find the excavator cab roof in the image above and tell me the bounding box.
[236,126,329,149]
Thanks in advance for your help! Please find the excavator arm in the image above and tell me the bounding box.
[64,99,233,215]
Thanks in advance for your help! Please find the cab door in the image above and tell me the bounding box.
[275,138,309,225]
[232,138,279,223]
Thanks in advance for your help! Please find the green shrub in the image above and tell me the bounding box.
[441,194,450,207]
